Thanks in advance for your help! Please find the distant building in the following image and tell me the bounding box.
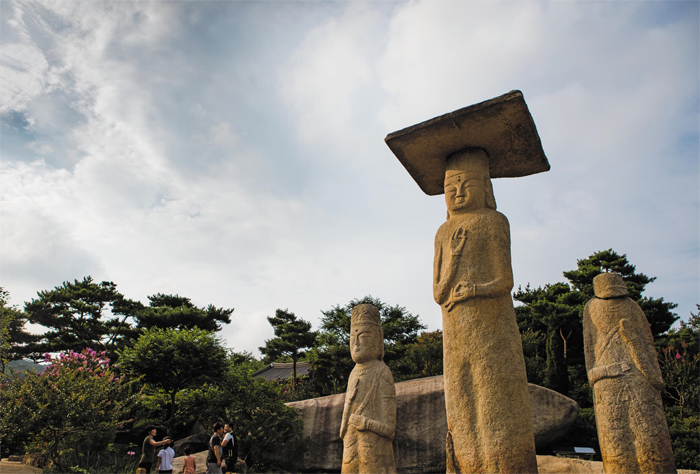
[252,362,310,381]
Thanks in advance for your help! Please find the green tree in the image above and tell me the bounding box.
[397,330,444,380]
[118,327,227,434]
[259,309,316,389]
[307,296,425,396]
[0,288,36,372]
[520,328,546,384]
[134,294,233,332]
[0,348,136,472]
[666,406,700,470]
[24,277,139,360]
[177,355,305,472]
[563,249,678,337]
[515,249,679,403]
[514,282,582,395]
[657,305,700,418]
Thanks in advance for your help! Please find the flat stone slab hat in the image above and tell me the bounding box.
[384,90,550,196]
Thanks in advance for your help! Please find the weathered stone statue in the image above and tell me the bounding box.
[339,304,397,474]
[434,148,538,473]
[584,272,676,474]
[385,91,547,474]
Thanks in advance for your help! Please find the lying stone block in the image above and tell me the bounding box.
[537,456,699,474]
[287,375,578,473]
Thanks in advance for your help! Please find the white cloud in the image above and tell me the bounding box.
[1,1,697,357]
[194,121,240,150]
[0,160,104,288]
[27,142,54,155]
[0,42,50,114]
[277,5,378,149]
[378,2,547,130]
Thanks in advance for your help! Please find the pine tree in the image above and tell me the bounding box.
[24,277,133,358]
[0,288,37,369]
[515,249,679,404]
[563,249,678,338]
[134,293,233,332]
[259,309,317,389]
[514,282,582,395]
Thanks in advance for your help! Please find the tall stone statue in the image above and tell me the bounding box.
[385,91,548,473]
[339,304,397,474]
[433,148,538,473]
[584,273,676,474]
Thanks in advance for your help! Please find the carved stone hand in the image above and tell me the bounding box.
[349,414,368,431]
[613,361,631,376]
[450,227,467,256]
[444,281,475,311]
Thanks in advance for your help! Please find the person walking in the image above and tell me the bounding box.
[155,436,175,474]
[138,427,172,474]
[206,422,224,474]
[222,422,238,473]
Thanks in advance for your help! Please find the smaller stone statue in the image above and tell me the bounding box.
[340,304,397,474]
[584,272,676,474]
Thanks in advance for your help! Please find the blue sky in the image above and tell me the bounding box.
[1,1,698,355]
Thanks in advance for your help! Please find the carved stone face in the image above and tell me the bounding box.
[350,324,382,364]
[444,173,486,214]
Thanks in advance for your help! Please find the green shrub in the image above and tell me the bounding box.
[667,406,700,470]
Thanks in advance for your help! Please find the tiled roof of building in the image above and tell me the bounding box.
[252,362,311,381]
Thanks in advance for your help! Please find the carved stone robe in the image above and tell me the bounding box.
[340,360,396,474]
[434,208,538,474]
[584,296,676,474]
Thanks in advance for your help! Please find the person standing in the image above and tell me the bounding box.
[207,422,224,474]
[155,436,175,474]
[138,427,172,474]
[222,422,238,473]
[182,447,197,474]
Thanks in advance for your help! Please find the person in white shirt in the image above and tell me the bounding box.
[222,422,238,473]
[155,436,175,474]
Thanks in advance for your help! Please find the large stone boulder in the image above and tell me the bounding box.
[171,450,207,474]
[171,451,247,474]
[172,434,210,457]
[529,382,581,447]
[287,375,578,473]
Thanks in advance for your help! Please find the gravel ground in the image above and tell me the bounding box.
[0,458,42,473]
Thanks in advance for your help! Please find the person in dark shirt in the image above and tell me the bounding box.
[206,422,224,474]
[138,427,172,474]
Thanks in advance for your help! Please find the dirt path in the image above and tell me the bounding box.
[0,458,42,473]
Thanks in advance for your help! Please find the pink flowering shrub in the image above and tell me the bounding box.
[42,348,113,378]
[0,348,136,472]
[660,342,700,418]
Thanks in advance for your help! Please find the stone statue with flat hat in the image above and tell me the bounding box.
[385,91,548,473]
